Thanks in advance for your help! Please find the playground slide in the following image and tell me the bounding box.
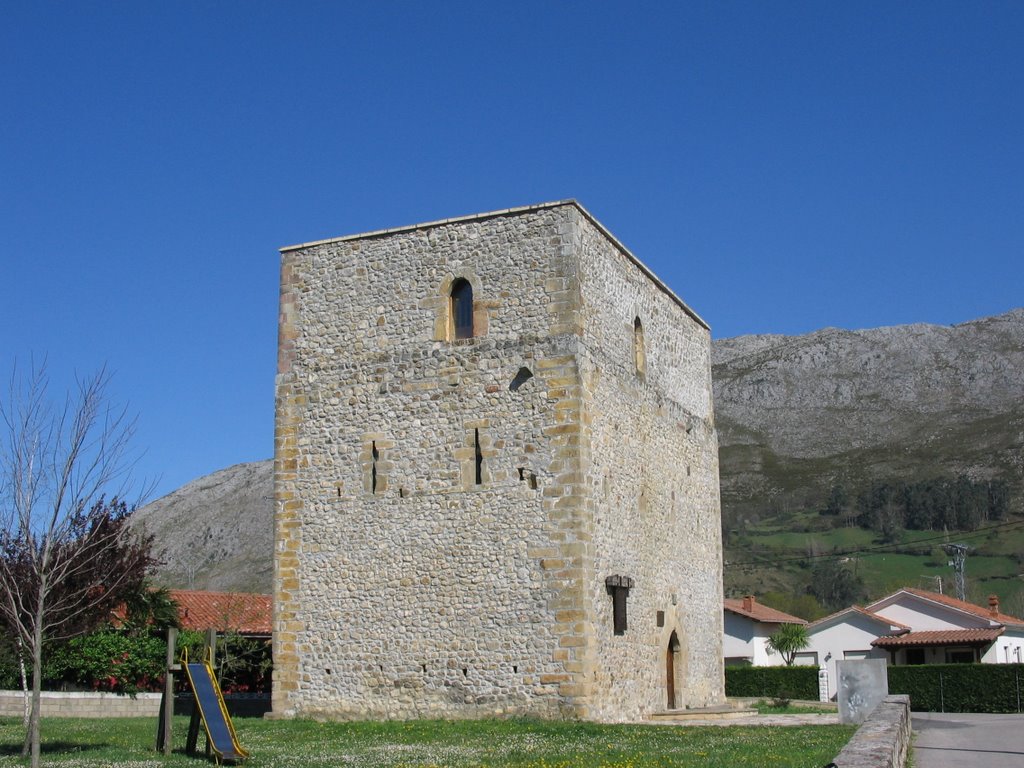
[182,648,249,764]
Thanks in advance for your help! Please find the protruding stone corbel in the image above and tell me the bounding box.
[605,575,634,635]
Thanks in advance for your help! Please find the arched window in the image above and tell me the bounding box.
[633,317,646,375]
[451,279,474,339]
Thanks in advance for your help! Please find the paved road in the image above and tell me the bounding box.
[913,712,1024,767]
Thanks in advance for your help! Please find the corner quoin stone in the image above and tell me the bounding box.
[272,200,724,722]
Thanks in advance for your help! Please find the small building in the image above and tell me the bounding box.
[723,595,807,667]
[867,588,1024,666]
[806,588,1024,700]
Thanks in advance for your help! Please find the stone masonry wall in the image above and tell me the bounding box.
[275,206,591,718]
[273,201,723,720]
[573,210,723,720]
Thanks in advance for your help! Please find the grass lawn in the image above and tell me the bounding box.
[0,715,854,767]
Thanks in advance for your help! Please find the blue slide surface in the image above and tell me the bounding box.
[182,650,249,764]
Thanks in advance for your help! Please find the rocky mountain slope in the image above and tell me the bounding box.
[134,308,1024,593]
[129,460,273,593]
[715,309,1024,525]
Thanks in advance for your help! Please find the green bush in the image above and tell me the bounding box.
[724,665,819,699]
[888,664,1024,713]
[0,640,23,689]
[0,628,271,695]
[175,630,272,694]
[43,631,166,694]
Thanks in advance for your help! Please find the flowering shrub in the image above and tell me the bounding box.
[0,628,271,695]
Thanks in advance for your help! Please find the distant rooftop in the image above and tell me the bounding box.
[868,587,1024,628]
[724,595,806,625]
[170,590,271,636]
[873,628,1004,648]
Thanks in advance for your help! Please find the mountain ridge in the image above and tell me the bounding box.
[132,307,1024,594]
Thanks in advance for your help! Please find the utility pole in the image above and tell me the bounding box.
[943,543,969,601]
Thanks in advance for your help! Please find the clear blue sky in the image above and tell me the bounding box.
[2,2,1022,500]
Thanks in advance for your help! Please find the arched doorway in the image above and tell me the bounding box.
[666,631,680,709]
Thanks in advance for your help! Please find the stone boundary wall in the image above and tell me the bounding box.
[0,690,162,718]
[829,695,911,768]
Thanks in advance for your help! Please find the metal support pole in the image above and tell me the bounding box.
[156,627,178,754]
[939,670,944,713]
[942,544,969,602]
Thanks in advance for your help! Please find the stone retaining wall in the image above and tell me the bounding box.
[0,690,162,718]
[829,695,911,768]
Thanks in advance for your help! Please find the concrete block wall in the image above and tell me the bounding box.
[0,690,162,718]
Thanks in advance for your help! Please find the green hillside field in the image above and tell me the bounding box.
[724,510,1024,619]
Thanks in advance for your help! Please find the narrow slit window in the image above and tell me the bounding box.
[633,317,646,375]
[451,279,474,339]
[474,428,483,485]
[371,441,379,494]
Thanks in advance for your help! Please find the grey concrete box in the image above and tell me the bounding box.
[837,658,889,724]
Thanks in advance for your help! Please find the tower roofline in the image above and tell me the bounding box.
[279,200,709,331]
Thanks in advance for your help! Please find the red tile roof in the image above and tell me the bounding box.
[871,588,1024,628]
[724,597,807,625]
[170,590,272,635]
[872,628,1004,648]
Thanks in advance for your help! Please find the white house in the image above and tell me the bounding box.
[806,588,1024,700]
[804,606,909,700]
[723,595,806,667]
[866,588,1024,666]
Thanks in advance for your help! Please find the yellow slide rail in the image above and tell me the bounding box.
[181,646,249,764]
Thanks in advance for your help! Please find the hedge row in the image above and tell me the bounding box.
[888,663,1024,713]
[725,663,1024,713]
[724,666,819,700]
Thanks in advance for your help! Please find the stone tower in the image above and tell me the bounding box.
[273,201,723,721]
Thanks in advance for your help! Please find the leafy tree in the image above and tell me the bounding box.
[824,484,847,516]
[175,629,272,693]
[0,366,152,767]
[850,474,1012,535]
[765,623,810,666]
[758,591,826,622]
[988,481,1009,521]
[807,559,865,611]
[121,583,180,634]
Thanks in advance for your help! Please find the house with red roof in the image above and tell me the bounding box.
[723,595,807,667]
[805,587,1024,700]
[169,590,271,638]
[865,588,1024,666]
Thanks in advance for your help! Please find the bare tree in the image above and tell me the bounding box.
[0,364,151,767]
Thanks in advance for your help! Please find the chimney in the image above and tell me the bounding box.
[743,595,755,612]
[989,595,1000,618]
